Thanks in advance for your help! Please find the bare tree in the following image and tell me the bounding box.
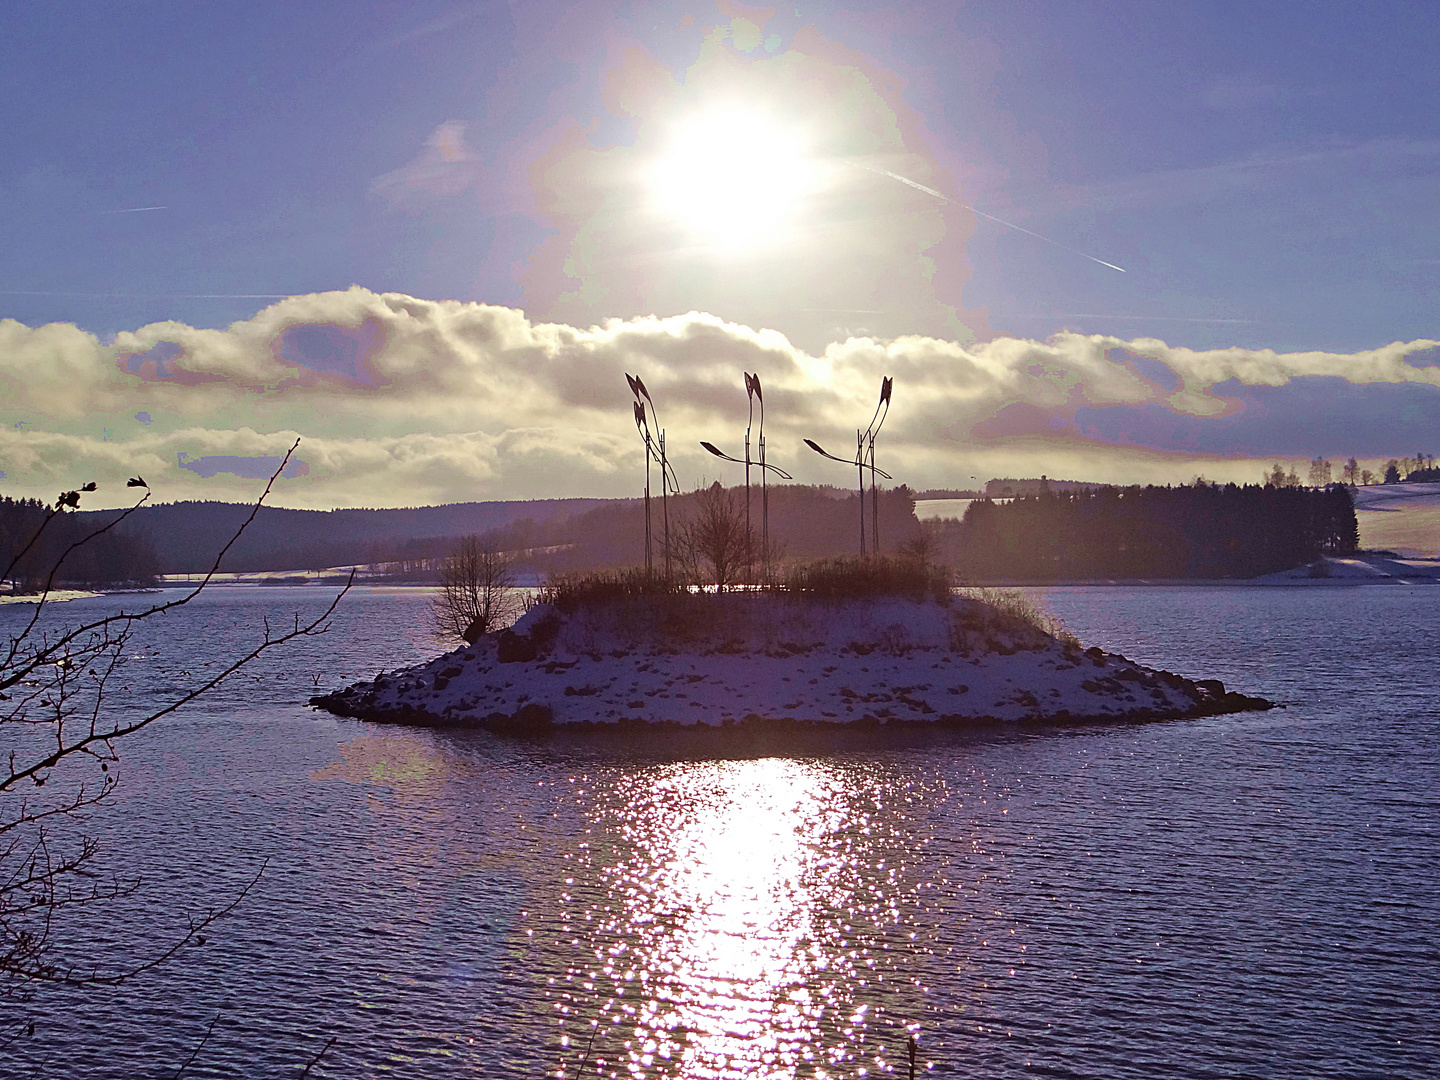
[1307,457,1333,488]
[1263,462,1302,488]
[676,482,753,590]
[1,442,349,1017]
[433,533,519,643]
[899,522,940,568]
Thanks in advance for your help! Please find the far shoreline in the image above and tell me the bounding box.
[9,552,1435,601]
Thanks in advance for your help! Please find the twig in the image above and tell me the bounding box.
[3,573,352,795]
[1,438,343,1000]
[575,1023,601,1078]
[299,1035,337,1077]
[171,1011,221,1079]
[0,1015,35,1051]
[56,859,269,988]
[2,438,301,694]
[3,492,152,671]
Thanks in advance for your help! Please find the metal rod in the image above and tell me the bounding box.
[702,442,791,478]
[870,431,879,554]
[754,376,767,582]
[744,426,752,582]
[660,429,671,583]
[644,430,652,577]
[857,428,867,558]
[760,433,769,580]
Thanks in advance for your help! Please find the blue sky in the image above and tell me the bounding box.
[2,2,1438,507]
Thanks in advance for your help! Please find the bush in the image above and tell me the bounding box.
[535,567,688,612]
[958,586,1079,647]
[780,555,952,604]
[537,556,954,611]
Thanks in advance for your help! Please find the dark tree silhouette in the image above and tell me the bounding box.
[934,482,1359,581]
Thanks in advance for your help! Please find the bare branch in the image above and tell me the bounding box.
[2,574,352,794]
[2,492,152,676]
[2,438,300,694]
[171,1011,222,1079]
[299,1036,338,1078]
[1,437,346,999]
[55,859,267,989]
[1,506,60,586]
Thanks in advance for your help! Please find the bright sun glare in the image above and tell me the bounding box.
[647,108,819,251]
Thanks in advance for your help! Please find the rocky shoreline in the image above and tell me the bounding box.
[310,592,1273,735]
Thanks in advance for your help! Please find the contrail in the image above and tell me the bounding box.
[852,162,1127,273]
[101,206,168,214]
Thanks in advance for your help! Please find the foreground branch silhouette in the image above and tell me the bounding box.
[1,440,352,1003]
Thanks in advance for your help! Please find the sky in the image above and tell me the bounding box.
[2,0,1438,509]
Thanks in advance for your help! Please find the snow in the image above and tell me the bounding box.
[1351,480,1440,510]
[312,593,1264,731]
[1252,554,1440,584]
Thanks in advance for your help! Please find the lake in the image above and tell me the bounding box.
[2,584,1436,1078]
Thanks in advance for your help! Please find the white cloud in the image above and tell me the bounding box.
[2,288,1437,507]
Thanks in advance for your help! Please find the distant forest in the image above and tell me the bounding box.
[69,498,606,575]
[34,487,920,578]
[524,484,920,577]
[1,497,159,590]
[5,479,1363,587]
[930,483,1359,581]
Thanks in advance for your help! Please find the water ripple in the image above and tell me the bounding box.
[1,586,1436,1077]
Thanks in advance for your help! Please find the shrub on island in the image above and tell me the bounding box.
[780,555,951,604]
[536,555,952,609]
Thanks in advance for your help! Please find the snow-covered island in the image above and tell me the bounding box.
[310,589,1272,734]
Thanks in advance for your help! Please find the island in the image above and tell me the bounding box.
[310,577,1272,735]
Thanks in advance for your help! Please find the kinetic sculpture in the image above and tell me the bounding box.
[805,376,894,556]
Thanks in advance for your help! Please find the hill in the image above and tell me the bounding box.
[74,499,605,574]
[66,485,923,577]
[1353,481,1440,556]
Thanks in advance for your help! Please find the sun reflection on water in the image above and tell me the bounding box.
[553,757,934,1079]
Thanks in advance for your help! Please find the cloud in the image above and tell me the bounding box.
[370,120,480,209]
[2,288,1437,507]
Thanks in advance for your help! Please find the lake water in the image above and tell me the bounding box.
[2,585,1437,1078]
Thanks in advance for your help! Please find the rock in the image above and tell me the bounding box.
[496,629,538,663]
[481,702,554,734]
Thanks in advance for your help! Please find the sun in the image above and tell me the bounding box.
[646,107,820,252]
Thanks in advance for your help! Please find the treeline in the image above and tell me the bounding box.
[52,486,919,577]
[73,498,605,574]
[525,484,920,576]
[931,483,1358,581]
[1,498,160,591]
[1277,452,1435,487]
